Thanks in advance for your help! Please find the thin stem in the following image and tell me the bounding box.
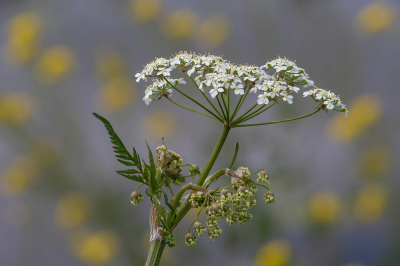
[134,183,144,192]
[190,77,224,120]
[231,85,251,120]
[233,103,258,124]
[145,240,166,266]
[203,169,228,188]
[227,89,231,122]
[234,108,321,127]
[216,96,227,120]
[164,78,221,121]
[253,182,270,191]
[234,102,276,125]
[166,96,220,122]
[221,94,229,121]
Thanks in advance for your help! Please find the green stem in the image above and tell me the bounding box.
[166,96,220,122]
[170,126,231,229]
[221,94,229,121]
[145,240,166,266]
[231,85,251,120]
[233,103,257,124]
[227,89,230,122]
[216,96,227,120]
[190,77,224,120]
[234,108,320,127]
[164,78,221,121]
[234,102,276,125]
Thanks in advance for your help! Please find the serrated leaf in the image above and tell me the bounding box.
[117,169,141,175]
[117,173,146,184]
[229,142,239,169]
[93,113,134,166]
[117,159,135,166]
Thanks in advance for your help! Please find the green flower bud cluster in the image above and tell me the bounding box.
[264,192,276,204]
[189,164,202,178]
[185,233,197,247]
[193,221,206,236]
[130,191,144,205]
[189,191,206,208]
[156,145,184,186]
[257,170,270,184]
[186,166,276,245]
[205,204,225,240]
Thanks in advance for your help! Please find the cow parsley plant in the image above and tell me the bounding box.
[94,52,347,266]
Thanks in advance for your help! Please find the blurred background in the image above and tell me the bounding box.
[0,0,399,265]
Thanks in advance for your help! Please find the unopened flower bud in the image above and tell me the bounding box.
[191,201,199,208]
[194,221,206,236]
[257,170,269,183]
[221,189,230,196]
[185,233,197,247]
[238,186,249,193]
[189,164,202,178]
[264,192,276,204]
[130,191,144,205]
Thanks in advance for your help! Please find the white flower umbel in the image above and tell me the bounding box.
[303,87,347,116]
[135,51,346,119]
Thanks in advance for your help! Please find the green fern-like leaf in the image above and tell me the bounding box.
[93,113,134,166]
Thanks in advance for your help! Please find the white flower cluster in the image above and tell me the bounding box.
[143,78,186,105]
[136,52,346,115]
[303,88,348,117]
[264,57,314,87]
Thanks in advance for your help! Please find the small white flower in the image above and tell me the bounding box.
[231,84,244,95]
[282,94,293,104]
[143,96,152,105]
[257,93,269,105]
[209,86,224,98]
[187,67,196,76]
[178,78,187,84]
[303,89,314,97]
[324,99,335,110]
[135,71,147,82]
[157,68,171,76]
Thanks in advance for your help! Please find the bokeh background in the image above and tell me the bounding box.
[1,0,399,265]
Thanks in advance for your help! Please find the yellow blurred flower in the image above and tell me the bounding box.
[33,45,76,85]
[255,239,292,266]
[0,156,39,196]
[327,95,382,143]
[30,138,60,169]
[3,11,43,65]
[95,47,128,80]
[142,109,179,140]
[95,77,136,113]
[128,0,161,23]
[196,15,230,48]
[55,192,90,230]
[356,2,396,35]
[358,146,392,179]
[161,10,198,39]
[5,200,31,227]
[308,191,341,224]
[354,183,388,223]
[69,230,119,264]
[0,93,35,125]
